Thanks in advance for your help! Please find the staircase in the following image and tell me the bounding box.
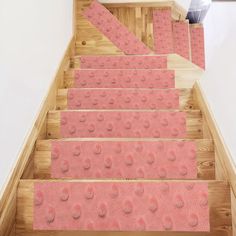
[2,0,233,236]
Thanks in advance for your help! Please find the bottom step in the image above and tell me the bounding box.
[16,180,231,235]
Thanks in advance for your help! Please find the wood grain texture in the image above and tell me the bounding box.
[0,37,76,236]
[46,110,203,139]
[193,83,236,195]
[16,180,232,236]
[33,138,215,179]
[56,88,197,111]
[75,0,186,55]
[232,190,236,236]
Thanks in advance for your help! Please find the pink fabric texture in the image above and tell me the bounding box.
[60,111,187,138]
[34,182,209,231]
[75,69,174,88]
[67,89,179,110]
[51,140,197,179]
[173,21,190,60]
[153,9,174,54]
[83,0,151,55]
[80,55,167,69]
[190,26,205,69]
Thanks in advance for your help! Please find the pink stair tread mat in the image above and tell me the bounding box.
[51,140,197,179]
[75,69,174,89]
[173,21,190,60]
[79,55,167,69]
[67,89,179,110]
[153,9,174,54]
[190,26,205,69]
[60,111,187,139]
[83,0,151,55]
[34,182,210,231]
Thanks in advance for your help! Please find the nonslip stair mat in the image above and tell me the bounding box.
[51,140,197,179]
[190,26,205,69]
[83,0,151,55]
[173,21,190,60]
[34,182,210,231]
[153,9,174,54]
[79,55,167,69]
[75,69,175,89]
[67,89,179,110]
[60,111,187,138]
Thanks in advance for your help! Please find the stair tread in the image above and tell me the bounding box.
[46,110,202,139]
[153,8,174,54]
[173,21,191,60]
[79,55,167,69]
[16,180,231,233]
[57,88,195,111]
[34,139,214,180]
[190,25,205,70]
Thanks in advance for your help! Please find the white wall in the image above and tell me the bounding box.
[201,2,236,164]
[0,0,73,194]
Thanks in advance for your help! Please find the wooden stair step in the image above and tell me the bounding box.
[34,139,215,180]
[153,8,174,54]
[73,69,175,89]
[16,180,231,235]
[82,0,151,55]
[190,24,205,70]
[173,21,191,60]
[46,110,203,139]
[64,68,202,89]
[79,55,167,69]
[57,88,196,110]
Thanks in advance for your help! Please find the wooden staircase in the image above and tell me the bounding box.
[0,1,235,236]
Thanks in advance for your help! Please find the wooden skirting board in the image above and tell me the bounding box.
[193,82,236,235]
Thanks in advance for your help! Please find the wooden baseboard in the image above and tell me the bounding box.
[193,81,236,235]
[0,36,76,236]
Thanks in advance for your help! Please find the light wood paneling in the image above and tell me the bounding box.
[16,180,232,236]
[46,110,203,139]
[56,88,197,111]
[33,138,215,179]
